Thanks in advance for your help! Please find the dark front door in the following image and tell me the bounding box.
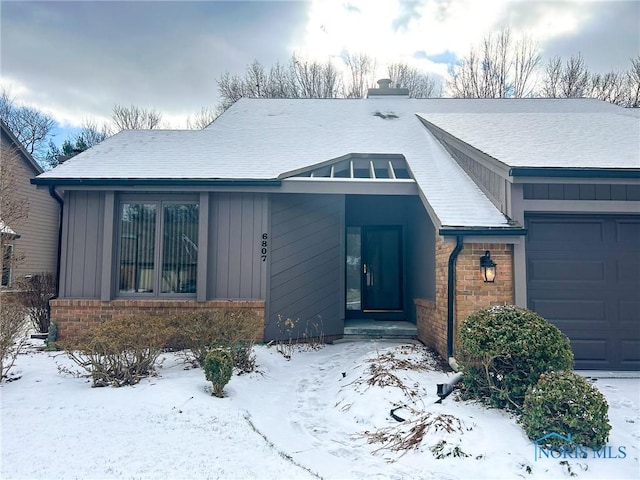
[346,226,403,315]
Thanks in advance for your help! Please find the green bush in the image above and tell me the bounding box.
[169,309,261,372]
[61,316,176,387]
[204,349,234,397]
[457,305,574,409]
[45,322,58,351]
[521,371,611,449]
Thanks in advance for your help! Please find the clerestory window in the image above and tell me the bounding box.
[118,200,199,296]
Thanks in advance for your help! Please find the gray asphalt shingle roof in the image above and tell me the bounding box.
[36,97,639,229]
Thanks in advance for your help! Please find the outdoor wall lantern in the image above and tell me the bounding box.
[480,250,497,283]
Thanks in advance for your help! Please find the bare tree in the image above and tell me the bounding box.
[512,34,541,98]
[266,61,296,98]
[111,104,163,131]
[387,62,441,98]
[216,55,342,112]
[76,118,111,148]
[0,89,55,161]
[217,71,247,111]
[560,54,590,98]
[541,56,563,98]
[186,106,220,130]
[590,71,625,104]
[624,55,640,107]
[290,54,341,99]
[447,28,540,98]
[244,60,269,98]
[342,51,377,98]
[542,54,590,98]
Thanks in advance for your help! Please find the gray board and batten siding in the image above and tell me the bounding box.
[523,184,640,201]
[59,190,105,298]
[59,191,269,302]
[207,192,268,300]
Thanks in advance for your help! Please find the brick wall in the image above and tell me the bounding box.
[50,299,265,342]
[416,236,514,359]
[414,298,437,348]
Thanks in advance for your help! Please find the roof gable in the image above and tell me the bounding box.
[33,97,638,230]
[1,119,44,175]
[417,111,640,170]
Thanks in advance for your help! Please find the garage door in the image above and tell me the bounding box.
[526,214,640,370]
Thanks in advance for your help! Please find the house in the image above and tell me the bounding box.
[32,84,640,370]
[1,120,60,290]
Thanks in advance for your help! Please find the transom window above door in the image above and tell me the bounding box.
[118,200,199,296]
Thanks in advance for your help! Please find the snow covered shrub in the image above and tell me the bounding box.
[203,349,234,397]
[521,371,611,449]
[61,316,176,387]
[457,305,573,409]
[0,300,29,381]
[170,309,261,372]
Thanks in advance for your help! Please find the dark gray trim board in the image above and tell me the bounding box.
[31,178,283,187]
[439,227,527,236]
[510,167,640,179]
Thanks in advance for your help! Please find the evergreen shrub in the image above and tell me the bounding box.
[521,371,611,449]
[204,349,234,397]
[457,305,573,409]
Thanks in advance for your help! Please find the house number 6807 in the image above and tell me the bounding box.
[261,233,268,262]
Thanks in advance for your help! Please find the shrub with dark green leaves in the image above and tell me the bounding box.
[522,371,611,449]
[458,305,574,409]
[204,349,234,397]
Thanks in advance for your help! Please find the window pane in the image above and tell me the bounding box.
[346,227,361,310]
[161,203,198,294]
[2,245,13,286]
[119,203,156,293]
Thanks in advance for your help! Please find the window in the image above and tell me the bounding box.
[1,244,13,287]
[118,201,198,295]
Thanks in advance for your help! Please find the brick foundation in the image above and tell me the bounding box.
[50,299,265,342]
[417,236,514,360]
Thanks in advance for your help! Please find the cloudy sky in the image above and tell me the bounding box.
[1,0,638,136]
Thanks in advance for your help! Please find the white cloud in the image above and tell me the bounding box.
[296,0,631,79]
[0,0,636,130]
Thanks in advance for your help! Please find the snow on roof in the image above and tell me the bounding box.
[417,112,640,169]
[35,97,637,229]
[0,219,17,236]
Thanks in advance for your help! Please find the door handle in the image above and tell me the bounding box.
[363,263,367,274]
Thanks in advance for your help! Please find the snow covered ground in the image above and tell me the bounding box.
[1,339,638,480]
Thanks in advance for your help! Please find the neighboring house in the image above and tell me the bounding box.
[32,84,640,370]
[1,120,60,289]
